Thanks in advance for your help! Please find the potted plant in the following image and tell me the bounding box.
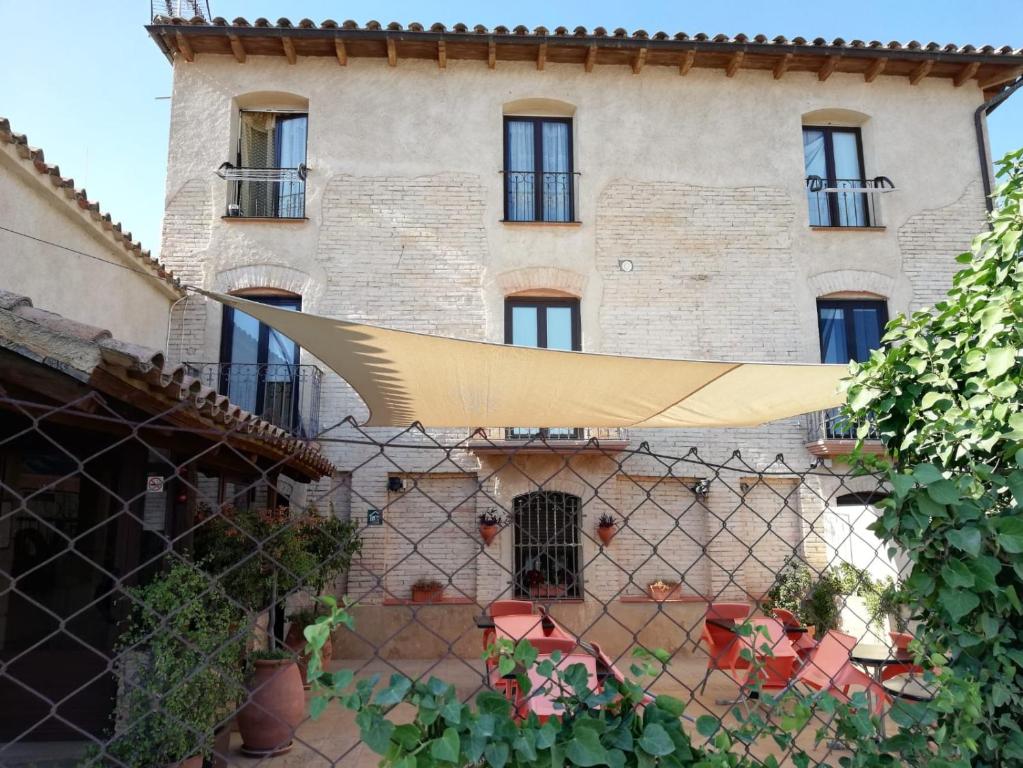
[97,560,245,768]
[647,579,680,601]
[478,509,503,546]
[411,578,445,603]
[285,606,331,688]
[237,648,306,756]
[596,513,617,546]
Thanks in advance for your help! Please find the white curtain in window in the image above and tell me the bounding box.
[240,112,277,216]
[542,122,570,222]
[506,121,535,221]
[803,129,828,226]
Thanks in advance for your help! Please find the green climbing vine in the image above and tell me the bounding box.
[846,147,1023,766]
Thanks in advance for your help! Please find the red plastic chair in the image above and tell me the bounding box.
[699,613,748,695]
[770,608,817,659]
[708,603,752,621]
[490,600,535,617]
[793,630,888,715]
[529,636,577,655]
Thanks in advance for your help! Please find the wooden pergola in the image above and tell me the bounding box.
[147,17,1023,97]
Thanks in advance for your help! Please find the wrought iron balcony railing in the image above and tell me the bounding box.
[468,427,629,454]
[184,362,322,438]
[218,163,307,219]
[805,176,895,228]
[502,170,580,223]
[805,409,882,457]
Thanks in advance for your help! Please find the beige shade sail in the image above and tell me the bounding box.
[204,291,848,429]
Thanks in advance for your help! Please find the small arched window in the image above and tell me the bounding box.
[502,99,577,223]
[226,92,310,219]
[513,491,582,599]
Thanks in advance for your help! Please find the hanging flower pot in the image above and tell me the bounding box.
[596,513,617,546]
[477,509,504,547]
[647,580,680,601]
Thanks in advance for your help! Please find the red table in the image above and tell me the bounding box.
[492,614,574,645]
[734,618,798,689]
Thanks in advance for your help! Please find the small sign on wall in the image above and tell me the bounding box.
[146,475,165,494]
[367,509,383,526]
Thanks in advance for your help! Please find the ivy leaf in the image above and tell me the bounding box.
[484,741,510,768]
[912,464,944,484]
[985,346,1017,378]
[566,727,608,767]
[994,517,1023,553]
[429,727,460,763]
[373,675,412,707]
[939,588,980,621]
[947,527,982,556]
[927,479,961,505]
[696,715,720,737]
[941,561,975,589]
[309,695,329,720]
[355,710,395,755]
[654,695,684,716]
[637,723,675,757]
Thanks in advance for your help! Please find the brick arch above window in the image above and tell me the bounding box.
[808,270,894,301]
[492,266,587,298]
[213,264,325,310]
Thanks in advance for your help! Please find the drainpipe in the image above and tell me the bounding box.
[974,76,1023,213]
[165,292,189,360]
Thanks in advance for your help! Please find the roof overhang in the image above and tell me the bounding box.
[147,17,1023,96]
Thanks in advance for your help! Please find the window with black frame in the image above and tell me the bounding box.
[503,116,574,222]
[802,125,869,227]
[513,492,582,600]
[505,297,581,439]
[230,111,308,218]
[817,298,888,437]
[220,295,303,433]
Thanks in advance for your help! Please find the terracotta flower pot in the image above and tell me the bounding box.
[411,585,444,603]
[597,526,616,546]
[237,659,305,756]
[285,621,333,688]
[648,583,679,601]
[479,523,499,546]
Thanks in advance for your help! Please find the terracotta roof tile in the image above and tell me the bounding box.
[0,117,182,296]
[0,289,334,479]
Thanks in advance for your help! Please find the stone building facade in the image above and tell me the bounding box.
[148,18,1017,655]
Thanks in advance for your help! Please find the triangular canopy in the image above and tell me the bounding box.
[205,291,847,429]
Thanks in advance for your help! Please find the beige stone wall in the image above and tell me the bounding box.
[0,150,178,349]
[158,55,989,641]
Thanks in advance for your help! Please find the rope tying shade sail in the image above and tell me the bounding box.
[203,291,848,429]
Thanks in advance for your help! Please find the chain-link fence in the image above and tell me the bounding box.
[0,391,923,768]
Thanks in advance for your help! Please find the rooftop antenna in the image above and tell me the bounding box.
[151,0,211,20]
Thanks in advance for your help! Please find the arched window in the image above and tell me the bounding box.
[502,99,577,223]
[513,492,582,599]
[226,92,309,219]
[216,290,312,436]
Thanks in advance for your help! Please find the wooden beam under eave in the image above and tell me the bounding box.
[488,39,496,69]
[679,49,695,76]
[909,59,934,85]
[632,47,647,75]
[437,40,447,69]
[334,39,348,66]
[175,32,194,63]
[864,57,887,83]
[773,53,793,80]
[585,44,597,72]
[818,55,840,82]
[386,37,397,67]
[726,51,744,78]
[281,36,297,65]
[537,42,547,71]
[228,34,245,63]
[953,61,979,87]
[977,66,1023,90]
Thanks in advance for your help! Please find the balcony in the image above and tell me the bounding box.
[184,362,322,439]
[805,176,894,228]
[502,171,580,223]
[218,163,307,219]
[467,427,629,455]
[805,409,883,459]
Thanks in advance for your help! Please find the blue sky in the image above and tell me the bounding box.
[0,0,1020,256]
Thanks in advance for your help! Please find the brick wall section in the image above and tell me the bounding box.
[161,179,212,365]
[899,180,986,311]
[596,183,800,362]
